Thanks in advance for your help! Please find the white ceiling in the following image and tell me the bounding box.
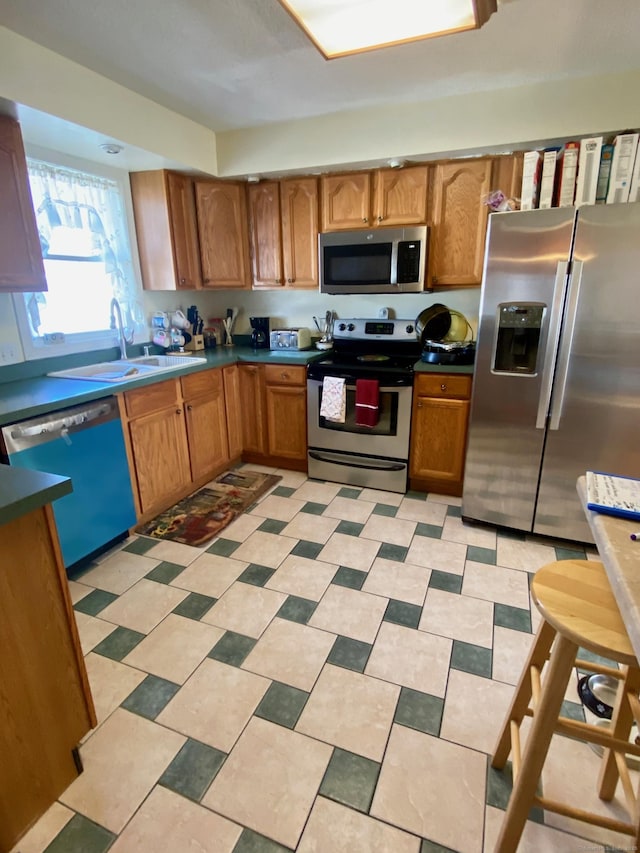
[2,0,640,136]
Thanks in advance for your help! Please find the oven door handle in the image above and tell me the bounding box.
[308,450,405,472]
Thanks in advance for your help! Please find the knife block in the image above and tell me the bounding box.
[185,335,205,351]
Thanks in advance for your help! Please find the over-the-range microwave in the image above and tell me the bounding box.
[319,225,428,295]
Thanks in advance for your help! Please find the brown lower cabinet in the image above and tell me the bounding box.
[409,373,472,496]
[1,504,96,851]
[120,367,234,523]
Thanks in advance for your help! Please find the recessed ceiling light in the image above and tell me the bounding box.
[277,0,497,59]
[100,142,124,155]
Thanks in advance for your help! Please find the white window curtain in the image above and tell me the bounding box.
[24,158,142,340]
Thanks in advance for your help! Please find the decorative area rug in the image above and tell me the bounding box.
[137,469,281,547]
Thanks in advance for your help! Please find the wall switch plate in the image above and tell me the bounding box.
[0,344,20,364]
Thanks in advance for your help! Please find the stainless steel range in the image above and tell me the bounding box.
[307,318,421,493]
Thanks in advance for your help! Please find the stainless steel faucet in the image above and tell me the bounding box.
[110,298,133,360]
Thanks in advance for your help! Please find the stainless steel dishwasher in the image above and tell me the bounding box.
[1,397,136,570]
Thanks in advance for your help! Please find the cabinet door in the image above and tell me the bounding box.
[0,117,47,292]
[280,177,319,288]
[247,181,284,288]
[128,406,191,515]
[185,389,229,480]
[238,364,266,454]
[166,171,202,290]
[195,180,250,289]
[223,364,243,460]
[374,166,428,227]
[410,396,470,485]
[321,172,372,231]
[429,159,494,287]
[265,385,307,460]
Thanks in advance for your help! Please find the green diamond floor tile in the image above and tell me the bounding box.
[277,595,318,624]
[451,640,492,678]
[92,626,145,661]
[338,487,362,499]
[561,698,586,722]
[405,490,428,501]
[428,570,462,594]
[146,560,187,584]
[254,681,309,729]
[415,522,443,539]
[335,520,364,537]
[206,538,241,557]
[446,505,462,518]
[332,566,367,590]
[172,592,217,620]
[486,762,544,824]
[319,747,380,813]
[466,545,497,565]
[121,674,180,719]
[158,737,226,801]
[377,542,408,562]
[73,588,118,616]
[43,813,115,853]
[258,518,288,535]
[394,687,444,736]
[233,828,292,853]
[208,630,257,666]
[421,838,458,853]
[327,635,372,673]
[555,545,587,561]
[577,646,620,669]
[300,501,328,515]
[122,536,157,556]
[494,603,531,633]
[383,599,422,629]
[272,485,297,498]
[372,503,398,518]
[291,540,324,559]
[238,564,276,587]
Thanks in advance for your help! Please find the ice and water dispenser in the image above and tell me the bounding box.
[493,303,544,374]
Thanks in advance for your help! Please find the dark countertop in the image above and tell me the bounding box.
[0,464,72,527]
[414,361,475,375]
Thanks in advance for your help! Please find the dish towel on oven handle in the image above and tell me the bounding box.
[355,378,380,428]
[320,376,346,423]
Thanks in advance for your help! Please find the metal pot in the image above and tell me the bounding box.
[416,303,451,344]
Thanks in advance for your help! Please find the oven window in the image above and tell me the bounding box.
[319,387,399,436]
[324,243,392,285]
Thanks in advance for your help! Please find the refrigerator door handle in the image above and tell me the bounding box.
[536,261,570,430]
[549,260,583,431]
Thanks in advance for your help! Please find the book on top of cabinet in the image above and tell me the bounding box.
[606,133,639,204]
[520,151,542,210]
[628,141,640,203]
[556,141,580,207]
[538,148,560,209]
[574,137,603,207]
[595,144,614,204]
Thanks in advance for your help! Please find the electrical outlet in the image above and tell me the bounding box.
[0,344,20,364]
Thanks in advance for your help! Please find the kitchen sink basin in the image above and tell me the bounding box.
[48,355,207,383]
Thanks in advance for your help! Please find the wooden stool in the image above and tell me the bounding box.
[492,559,640,851]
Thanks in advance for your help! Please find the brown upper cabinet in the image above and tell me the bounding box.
[321,165,428,232]
[130,170,202,291]
[247,177,319,289]
[195,180,250,289]
[0,116,47,292]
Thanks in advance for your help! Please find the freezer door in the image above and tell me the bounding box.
[462,208,576,531]
[535,203,640,542]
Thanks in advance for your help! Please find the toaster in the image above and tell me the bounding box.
[270,327,312,350]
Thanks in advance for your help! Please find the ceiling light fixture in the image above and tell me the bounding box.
[100,142,124,155]
[277,0,497,59]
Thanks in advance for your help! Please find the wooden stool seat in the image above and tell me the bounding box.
[493,559,640,852]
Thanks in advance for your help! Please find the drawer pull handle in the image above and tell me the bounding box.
[186,404,192,411]
[281,372,289,379]
[176,408,182,415]
[441,384,447,392]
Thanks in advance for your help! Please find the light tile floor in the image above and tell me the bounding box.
[13,467,635,853]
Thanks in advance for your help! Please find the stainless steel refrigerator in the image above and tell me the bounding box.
[462,203,640,544]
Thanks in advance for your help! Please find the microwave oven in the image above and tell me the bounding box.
[319,225,428,295]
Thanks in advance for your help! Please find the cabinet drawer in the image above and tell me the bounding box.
[123,378,180,418]
[181,368,223,399]
[415,373,472,399]
[264,364,307,386]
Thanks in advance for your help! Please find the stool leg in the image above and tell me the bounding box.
[495,634,578,853]
[598,665,640,801]
[492,618,556,769]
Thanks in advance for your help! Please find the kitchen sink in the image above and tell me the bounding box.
[48,355,207,383]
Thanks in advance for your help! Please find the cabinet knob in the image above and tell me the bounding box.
[417,401,423,409]
[186,404,192,410]
[432,276,439,285]
[176,408,182,414]
[281,372,289,380]
[287,278,294,283]
[377,215,383,222]
[362,217,368,223]
[203,278,210,284]
[441,384,447,392]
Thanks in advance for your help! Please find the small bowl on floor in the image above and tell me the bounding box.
[577,673,617,719]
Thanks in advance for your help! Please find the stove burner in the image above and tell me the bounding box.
[357,354,390,363]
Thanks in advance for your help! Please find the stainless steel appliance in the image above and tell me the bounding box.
[319,226,428,294]
[270,327,312,350]
[462,203,640,543]
[1,397,136,569]
[250,316,270,349]
[307,318,420,492]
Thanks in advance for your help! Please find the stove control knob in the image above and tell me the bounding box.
[347,323,355,331]
[405,324,414,334]
[338,323,346,332]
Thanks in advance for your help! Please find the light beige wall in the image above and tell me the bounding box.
[0,295,25,364]
[216,69,640,177]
